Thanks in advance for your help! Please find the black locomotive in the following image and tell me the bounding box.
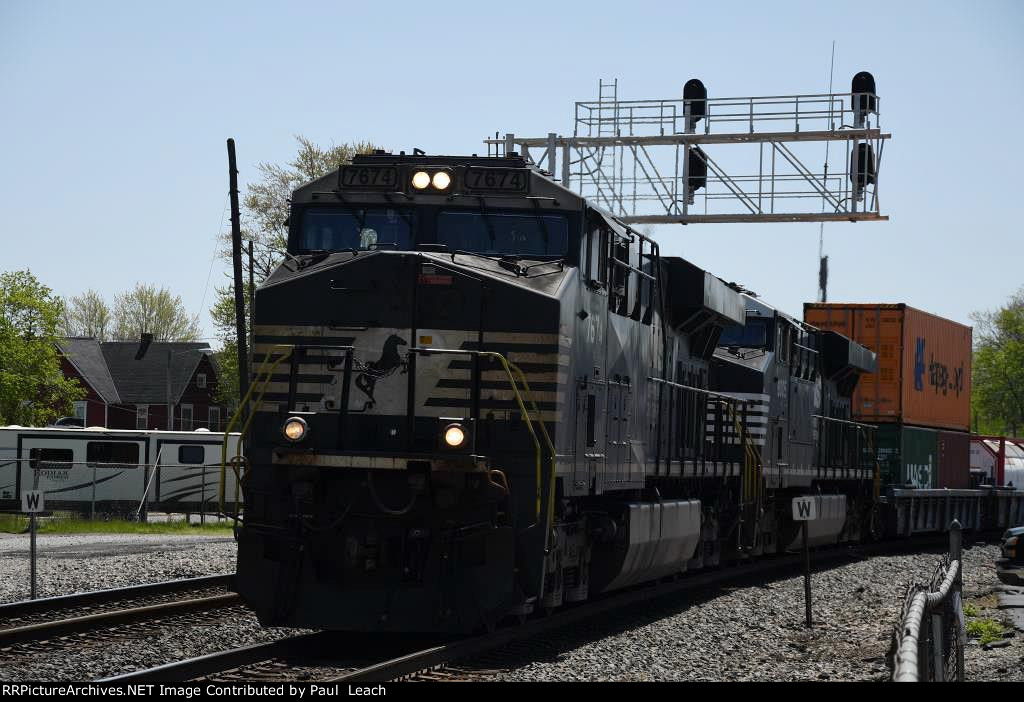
[230,152,1007,634]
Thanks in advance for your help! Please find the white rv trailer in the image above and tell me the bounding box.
[0,426,242,516]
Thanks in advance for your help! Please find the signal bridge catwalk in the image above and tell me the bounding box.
[485,73,889,225]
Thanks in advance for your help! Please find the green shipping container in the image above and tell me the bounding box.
[875,424,938,488]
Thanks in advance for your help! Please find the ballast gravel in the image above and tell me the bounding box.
[488,543,1021,682]
[0,532,1018,681]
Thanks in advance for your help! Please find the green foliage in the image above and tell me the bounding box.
[962,602,979,618]
[111,283,201,342]
[0,514,233,535]
[971,287,1024,436]
[38,518,233,535]
[0,270,85,426]
[966,616,1005,645]
[211,136,377,402]
[61,288,111,340]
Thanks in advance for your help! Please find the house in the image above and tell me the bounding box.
[55,338,224,431]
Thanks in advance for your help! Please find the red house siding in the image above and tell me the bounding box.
[59,356,107,426]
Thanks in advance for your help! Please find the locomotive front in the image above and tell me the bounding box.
[235,154,578,632]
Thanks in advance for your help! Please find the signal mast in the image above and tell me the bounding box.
[485,72,887,226]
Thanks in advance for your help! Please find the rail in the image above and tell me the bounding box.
[890,520,966,682]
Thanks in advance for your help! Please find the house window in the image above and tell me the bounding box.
[196,373,207,389]
[73,401,87,422]
[136,405,148,430]
[208,407,221,431]
[180,404,193,431]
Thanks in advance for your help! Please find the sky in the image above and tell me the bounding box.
[2,1,1021,344]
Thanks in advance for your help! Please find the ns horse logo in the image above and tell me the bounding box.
[354,334,409,409]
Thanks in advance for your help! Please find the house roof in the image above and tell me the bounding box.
[100,342,211,404]
[56,338,121,403]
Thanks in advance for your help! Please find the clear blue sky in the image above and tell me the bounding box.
[2,1,1021,343]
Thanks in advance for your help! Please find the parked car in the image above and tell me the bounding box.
[50,416,84,428]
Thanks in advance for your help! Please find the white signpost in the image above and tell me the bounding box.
[22,490,44,599]
[792,496,817,627]
[21,490,44,513]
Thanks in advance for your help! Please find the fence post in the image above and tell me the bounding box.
[950,518,965,682]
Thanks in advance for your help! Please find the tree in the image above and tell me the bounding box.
[211,136,376,409]
[61,289,111,340]
[111,283,201,342]
[971,287,1024,436]
[0,270,85,425]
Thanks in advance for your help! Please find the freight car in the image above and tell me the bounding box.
[0,426,241,515]
[227,151,911,634]
[804,304,1024,534]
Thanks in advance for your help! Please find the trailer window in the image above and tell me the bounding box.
[178,445,205,465]
[29,448,73,470]
[86,442,140,468]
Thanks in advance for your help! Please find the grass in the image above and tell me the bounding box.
[966,617,1006,646]
[0,514,234,535]
[963,602,980,618]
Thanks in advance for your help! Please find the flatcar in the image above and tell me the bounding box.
[0,426,241,515]
[230,151,906,633]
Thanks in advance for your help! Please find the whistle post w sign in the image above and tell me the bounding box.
[792,496,817,521]
[22,490,44,600]
[21,490,44,513]
[792,496,816,627]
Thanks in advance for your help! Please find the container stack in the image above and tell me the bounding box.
[804,303,972,489]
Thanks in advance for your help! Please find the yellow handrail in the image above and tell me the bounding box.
[216,345,555,535]
[219,345,294,518]
[504,359,557,532]
[471,351,554,524]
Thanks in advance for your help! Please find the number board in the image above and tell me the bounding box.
[338,166,399,190]
[463,167,529,194]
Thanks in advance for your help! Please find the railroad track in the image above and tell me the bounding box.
[106,536,961,683]
[0,574,241,649]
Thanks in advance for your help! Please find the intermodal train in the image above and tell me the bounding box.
[230,152,1024,634]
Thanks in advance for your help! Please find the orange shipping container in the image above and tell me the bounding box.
[803,303,971,431]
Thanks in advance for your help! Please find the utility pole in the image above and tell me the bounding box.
[248,238,255,387]
[166,349,173,430]
[227,139,250,420]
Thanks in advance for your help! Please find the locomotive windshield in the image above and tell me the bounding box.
[297,207,413,253]
[437,210,568,257]
[718,317,769,348]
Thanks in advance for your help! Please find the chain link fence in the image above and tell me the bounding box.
[890,520,967,682]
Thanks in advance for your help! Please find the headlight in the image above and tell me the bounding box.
[411,171,431,190]
[282,416,308,442]
[432,171,451,190]
[444,423,465,447]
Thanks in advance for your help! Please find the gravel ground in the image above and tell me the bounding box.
[0,532,313,682]
[0,606,311,681]
[0,533,237,603]
[489,543,1021,682]
[1,533,1018,681]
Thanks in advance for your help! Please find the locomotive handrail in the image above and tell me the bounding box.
[647,376,763,521]
[411,347,555,525]
[219,344,294,519]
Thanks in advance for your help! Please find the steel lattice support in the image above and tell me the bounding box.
[486,81,890,225]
